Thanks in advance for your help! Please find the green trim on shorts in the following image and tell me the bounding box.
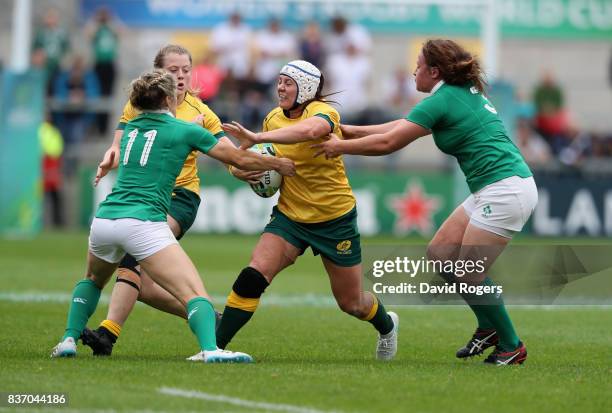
[169,187,201,240]
[263,206,361,267]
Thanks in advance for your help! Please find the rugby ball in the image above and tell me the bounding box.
[248,143,282,198]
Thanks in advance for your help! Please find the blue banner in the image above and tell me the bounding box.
[0,70,45,238]
[81,0,612,38]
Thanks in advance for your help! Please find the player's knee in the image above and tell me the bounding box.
[426,242,458,262]
[336,297,364,318]
[116,268,142,292]
[232,267,270,298]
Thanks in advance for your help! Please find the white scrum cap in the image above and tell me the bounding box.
[279,60,322,104]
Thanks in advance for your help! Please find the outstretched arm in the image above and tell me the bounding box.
[207,139,296,177]
[312,120,430,158]
[222,116,331,149]
[340,119,405,139]
[94,129,123,186]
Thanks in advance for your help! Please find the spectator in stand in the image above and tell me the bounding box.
[532,70,568,152]
[609,47,612,87]
[33,8,70,95]
[326,16,372,56]
[210,12,252,95]
[384,67,419,116]
[299,21,325,69]
[85,6,122,135]
[252,18,297,96]
[53,55,100,174]
[192,51,226,105]
[558,124,593,166]
[515,117,552,167]
[325,42,371,124]
[39,115,65,227]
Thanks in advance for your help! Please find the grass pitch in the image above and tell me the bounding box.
[1,232,611,413]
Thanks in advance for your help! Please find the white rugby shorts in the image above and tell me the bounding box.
[88,218,178,263]
[462,176,538,238]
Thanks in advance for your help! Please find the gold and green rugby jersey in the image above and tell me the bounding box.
[97,112,218,222]
[264,100,356,223]
[406,81,532,193]
[117,93,225,195]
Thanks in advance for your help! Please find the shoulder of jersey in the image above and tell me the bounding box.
[184,94,208,111]
[264,107,284,123]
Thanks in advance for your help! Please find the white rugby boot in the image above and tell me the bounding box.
[187,348,253,364]
[50,337,77,358]
[376,311,399,361]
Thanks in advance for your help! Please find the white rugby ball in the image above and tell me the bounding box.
[248,143,282,198]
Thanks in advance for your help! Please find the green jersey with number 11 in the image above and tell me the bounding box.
[96,112,218,222]
[406,82,532,193]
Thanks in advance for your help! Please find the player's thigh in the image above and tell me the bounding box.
[86,251,119,289]
[139,243,208,306]
[427,203,471,261]
[249,233,302,282]
[167,187,201,240]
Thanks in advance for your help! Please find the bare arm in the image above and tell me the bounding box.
[340,119,405,139]
[222,116,331,149]
[207,139,295,176]
[217,135,265,184]
[312,120,430,158]
[94,129,123,186]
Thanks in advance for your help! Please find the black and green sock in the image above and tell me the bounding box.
[216,267,269,349]
[363,294,394,335]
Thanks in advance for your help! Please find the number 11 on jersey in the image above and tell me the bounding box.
[122,129,157,166]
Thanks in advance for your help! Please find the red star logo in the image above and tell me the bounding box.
[386,181,442,235]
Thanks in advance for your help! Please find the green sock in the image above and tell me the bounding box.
[216,306,254,349]
[366,297,395,335]
[463,277,519,351]
[62,279,101,340]
[187,297,217,351]
[445,271,494,330]
[465,303,495,330]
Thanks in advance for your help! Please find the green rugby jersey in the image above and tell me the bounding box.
[96,112,218,222]
[406,82,532,193]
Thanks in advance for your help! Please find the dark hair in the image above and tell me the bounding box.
[422,39,487,93]
[129,69,176,111]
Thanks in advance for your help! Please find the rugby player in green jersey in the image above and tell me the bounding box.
[51,70,295,362]
[314,39,537,365]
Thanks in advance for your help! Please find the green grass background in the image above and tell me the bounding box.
[1,232,611,413]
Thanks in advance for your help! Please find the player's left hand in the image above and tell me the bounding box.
[191,114,205,126]
[312,133,342,159]
[222,121,258,149]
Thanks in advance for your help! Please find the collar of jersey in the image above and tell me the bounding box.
[431,80,445,94]
[142,110,175,117]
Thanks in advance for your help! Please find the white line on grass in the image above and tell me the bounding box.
[0,291,610,309]
[158,387,342,413]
